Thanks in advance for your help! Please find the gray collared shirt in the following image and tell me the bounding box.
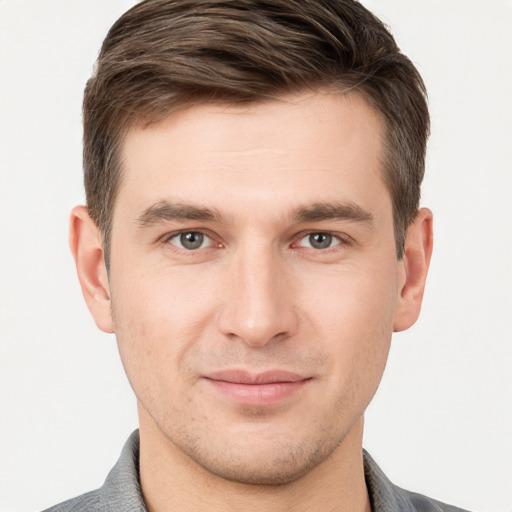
[42,430,472,512]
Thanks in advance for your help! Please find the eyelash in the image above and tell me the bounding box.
[293,231,346,251]
[162,230,220,252]
[162,229,351,254]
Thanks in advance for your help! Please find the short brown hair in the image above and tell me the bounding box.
[83,0,429,261]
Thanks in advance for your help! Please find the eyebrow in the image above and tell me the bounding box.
[136,199,373,227]
[136,201,223,226]
[294,202,374,224]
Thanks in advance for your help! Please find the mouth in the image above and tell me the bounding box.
[203,370,312,406]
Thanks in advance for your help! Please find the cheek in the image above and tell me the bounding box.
[299,259,398,334]
[112,260,219,331]
[298,262,397,390]
[109,265,220,394]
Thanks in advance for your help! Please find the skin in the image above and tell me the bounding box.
[70,91,433,512]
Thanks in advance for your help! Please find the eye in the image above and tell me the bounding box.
[297,232,342,250]
[167,231,212,250]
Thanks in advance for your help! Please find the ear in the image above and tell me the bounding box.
[69,205,114,333]
[393,208,434,332]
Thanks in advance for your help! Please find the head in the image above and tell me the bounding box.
[71,0,433,489]
[83,0,429,264]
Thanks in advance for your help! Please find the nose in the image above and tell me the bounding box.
[217,242,299,347]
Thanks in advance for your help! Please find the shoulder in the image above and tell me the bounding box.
[395,486,473,512]
[363,450,473,512]
[39,430,146,512]
[40,488,101,512]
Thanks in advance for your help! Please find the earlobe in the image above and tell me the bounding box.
[393,208,434,332]
[69,205,114,333]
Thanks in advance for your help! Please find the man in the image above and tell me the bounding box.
[44,1,469,511]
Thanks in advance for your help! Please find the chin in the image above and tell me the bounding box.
[181,433,340,486]
[198,456,318,486]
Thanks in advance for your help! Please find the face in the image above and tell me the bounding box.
[106,91,406,484]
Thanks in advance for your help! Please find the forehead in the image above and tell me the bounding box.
[117,91,388,220]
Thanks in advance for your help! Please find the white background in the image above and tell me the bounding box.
[0,1,511,511]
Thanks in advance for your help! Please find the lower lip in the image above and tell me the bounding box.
[205,379,310,406]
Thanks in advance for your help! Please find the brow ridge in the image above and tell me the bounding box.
[294,201,373,224]
[136,201,222,226]
[136,199,373,227]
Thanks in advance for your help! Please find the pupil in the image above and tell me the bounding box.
[181,232,203,249]
[310,233,331,249]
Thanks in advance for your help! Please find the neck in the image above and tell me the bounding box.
[138,409,371,512]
